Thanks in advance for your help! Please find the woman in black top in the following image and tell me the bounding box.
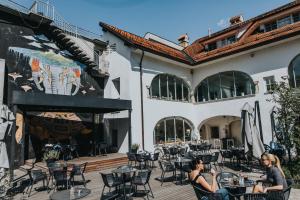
[253,153,287,193]
[189,159,229,200]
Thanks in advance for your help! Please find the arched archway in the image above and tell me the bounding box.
[198,115,241,148]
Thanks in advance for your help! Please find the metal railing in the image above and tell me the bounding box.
[0,0,107,72]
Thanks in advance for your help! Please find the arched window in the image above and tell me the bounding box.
[194,71,255,102]
[288,55,300,88]
[150,74,190,102]
[154,117,193,144]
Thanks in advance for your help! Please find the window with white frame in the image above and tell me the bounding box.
[264,76,276,93]
[150,74,190,102]
[194,71,255,102]
[154,117,193,144]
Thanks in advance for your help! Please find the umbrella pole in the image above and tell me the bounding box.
[255,101,264,144]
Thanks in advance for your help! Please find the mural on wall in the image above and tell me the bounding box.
[0,23,101,96]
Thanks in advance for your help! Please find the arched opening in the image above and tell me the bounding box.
[149,74,191,102]
[288,54,300,88]
[154,116,194,144]
[194,71,255,102]
[199,115,241,148]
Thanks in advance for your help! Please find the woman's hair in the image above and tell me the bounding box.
[191,159,202,171]
[262,153,285,178]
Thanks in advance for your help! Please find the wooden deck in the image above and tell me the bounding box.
[25,153,128,172]
[13,161,300,200]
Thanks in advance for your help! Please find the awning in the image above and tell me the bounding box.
[10,91,132,113]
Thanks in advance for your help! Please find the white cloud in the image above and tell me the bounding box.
[217,18,229,28]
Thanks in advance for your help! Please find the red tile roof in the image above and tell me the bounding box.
[100,22,192,64]
[100,1,300,66]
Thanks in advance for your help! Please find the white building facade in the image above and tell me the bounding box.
[101,1,300,152]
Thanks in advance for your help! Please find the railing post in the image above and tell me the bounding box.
[52,5,55,21]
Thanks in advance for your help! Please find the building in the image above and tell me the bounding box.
[100,1,300,152]
[0,0,132,176]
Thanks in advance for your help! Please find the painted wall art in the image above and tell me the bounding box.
[0,23,102,97]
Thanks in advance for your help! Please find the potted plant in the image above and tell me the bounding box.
[131,143,140,153]
[43,150,60,165]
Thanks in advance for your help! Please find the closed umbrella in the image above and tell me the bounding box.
[241,103,265,159]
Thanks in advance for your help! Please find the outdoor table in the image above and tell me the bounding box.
[50,187,91,200]
[172,158,192,185]
[220,179,255,200]
[112,166,137,199]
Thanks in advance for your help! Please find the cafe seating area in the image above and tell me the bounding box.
[10,143,297,200]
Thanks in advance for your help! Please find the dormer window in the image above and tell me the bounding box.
[277,15,292,28]
[265,21,277,32]
[227,35,236,44]
[292,13,300,23]
[206,42,217,51]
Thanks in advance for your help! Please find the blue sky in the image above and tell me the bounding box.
[16,0,290,43]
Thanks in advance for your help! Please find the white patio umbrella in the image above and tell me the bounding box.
[241,103,265,159]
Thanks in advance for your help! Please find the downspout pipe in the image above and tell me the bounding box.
[139,51,145,150]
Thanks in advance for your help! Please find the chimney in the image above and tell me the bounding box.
[229,15,244,26]
[177,34,189,47]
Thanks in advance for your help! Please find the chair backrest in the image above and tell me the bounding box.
[127,152,136,161]
[101,173,116,187]
[244,193,267,200]
[202,154,213,164]
[211,152,219,162]
[30,170,44,181]
[192,184,223,200]
[169,147,178,155]
[53,169,67,182]
[267,187,291,200]
[153,152,159,160]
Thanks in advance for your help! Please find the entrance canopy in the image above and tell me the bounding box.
[11,91,132,113]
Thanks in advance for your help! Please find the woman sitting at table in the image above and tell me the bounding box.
[253,153,287,193]
[189,159,229,200]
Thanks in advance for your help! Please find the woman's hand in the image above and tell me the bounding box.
[210,168,216,176]
[263,187,268,193]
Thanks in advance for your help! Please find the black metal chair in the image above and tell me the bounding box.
[53,169,70,191]
[162,147,171,160]
[266,186,292,200]
[158,160,176,186]
[148,152,159,168]
[244,193,267,200]
[178,147,187,157]
[100,173,122,200]
[202,154,213,172]
[204,144,212,153]
[216,172,239,189]
[211,152,219,170]
[127,152,136,166]
[192,184,223,200]
[26,169,48,197]
[220,150,233,165]
[47,162,63,189]
[169,147,178,159]
[136,154,147,169]
[132,169,154,199]
[70,163,87,187]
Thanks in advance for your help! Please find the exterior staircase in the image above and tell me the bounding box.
[0,0,109,76]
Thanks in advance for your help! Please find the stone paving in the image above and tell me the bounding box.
[10,162,300,200]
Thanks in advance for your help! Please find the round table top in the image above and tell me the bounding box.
[112,166,137,174]
[50,187,91,200]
